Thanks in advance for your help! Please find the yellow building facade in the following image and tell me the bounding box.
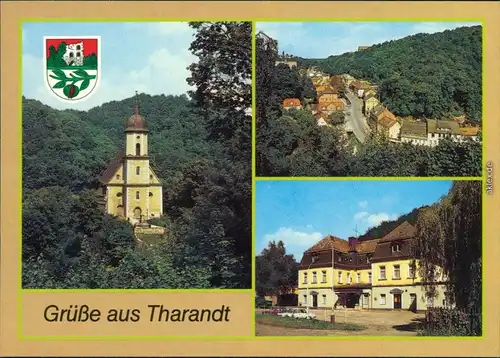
[297,222,449,311]
[99,101,163,225]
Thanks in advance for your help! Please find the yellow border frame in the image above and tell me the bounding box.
[18,18,255,341]
[18,17,486,341]
[252,18,485,341]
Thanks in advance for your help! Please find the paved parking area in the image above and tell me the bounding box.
[256,308,425,336]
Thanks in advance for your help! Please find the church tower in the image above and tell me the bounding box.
[99,93,163,225]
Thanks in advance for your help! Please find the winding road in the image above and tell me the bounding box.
[344,91,371,143]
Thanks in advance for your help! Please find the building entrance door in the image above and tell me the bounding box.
[312,294,318,308]
[409,293,417,312]
[393,294,402,309]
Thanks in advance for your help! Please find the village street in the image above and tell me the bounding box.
[344,90,370,143]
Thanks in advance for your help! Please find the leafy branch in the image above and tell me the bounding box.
[50,69,96,92]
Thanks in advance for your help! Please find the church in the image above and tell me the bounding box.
[99,97,163,225]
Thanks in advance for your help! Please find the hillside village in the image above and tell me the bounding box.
[261,30,481,148]
[284,65,480,146]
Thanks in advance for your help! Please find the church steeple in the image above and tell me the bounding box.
[125,91,148,133]
[133,90,139,115]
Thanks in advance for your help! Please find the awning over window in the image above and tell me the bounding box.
[390,288,403,294]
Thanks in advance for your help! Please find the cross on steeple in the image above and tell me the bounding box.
[134,91,139,115]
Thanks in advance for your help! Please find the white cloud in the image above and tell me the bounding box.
[22,22,198,110]
[354,211,399,228]
[354,211,368,221]
[22,46,196,111]
[358,200,368,209]
[261,227,323,259]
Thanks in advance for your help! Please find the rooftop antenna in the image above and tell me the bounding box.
[354,225,360,237]
[134,90,139,115]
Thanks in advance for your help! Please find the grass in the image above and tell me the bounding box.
[255,313,366,331]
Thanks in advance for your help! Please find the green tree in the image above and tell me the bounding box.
[256,241,298,297]
[412,181,482,335]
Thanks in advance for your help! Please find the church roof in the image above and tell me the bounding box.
[125,106,148,132]
[99,150,124,184]
[125,94,148,133]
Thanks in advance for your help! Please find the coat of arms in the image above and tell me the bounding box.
[43,36,101,102]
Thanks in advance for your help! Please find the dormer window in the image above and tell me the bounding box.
[392,244,401,253]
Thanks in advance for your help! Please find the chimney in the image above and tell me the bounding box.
[348,237,358,251]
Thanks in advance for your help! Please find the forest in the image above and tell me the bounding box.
[299,25,482,124]
[256,181,482,335]
[256,26,482,177]
[22,22,252,289]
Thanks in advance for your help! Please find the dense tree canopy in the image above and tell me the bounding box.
[412,181,482,335]
[256,26,482,177]
[22,21,252,289]
[299,25,482,123]
[256,241,298,297]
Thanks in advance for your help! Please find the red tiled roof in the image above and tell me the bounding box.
[378,221,416,243]
[355,239,380,253]
[306,235,350,253]
[283,98,301,107]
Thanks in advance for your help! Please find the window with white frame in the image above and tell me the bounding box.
[347,273,352,283]
[303,295,307,305]
[303,272,308,284]
[379,266,386,280]
[392,244,401,253]
[312,271,317,283]
[322,294,327,305]
[356,273,361,283]
[338,271,342,283]
[393,265,401,280]
[321,270,327,283]
[380,294,386,305]
[408,263,415,278]
[368,272,372,283]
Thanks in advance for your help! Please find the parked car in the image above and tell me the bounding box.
[278,308,316,320]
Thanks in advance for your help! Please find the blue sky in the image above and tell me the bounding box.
[22,22,196,110]
[256,22,481,58]
[255,180,453,260]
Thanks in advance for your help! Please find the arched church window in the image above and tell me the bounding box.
[136,143,140,156]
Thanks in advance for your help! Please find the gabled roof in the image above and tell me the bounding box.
[378,116,398,129]
[99,150,125,184]
[355,239,380,254]
[306,235,350,253]
[378,221,416,243]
